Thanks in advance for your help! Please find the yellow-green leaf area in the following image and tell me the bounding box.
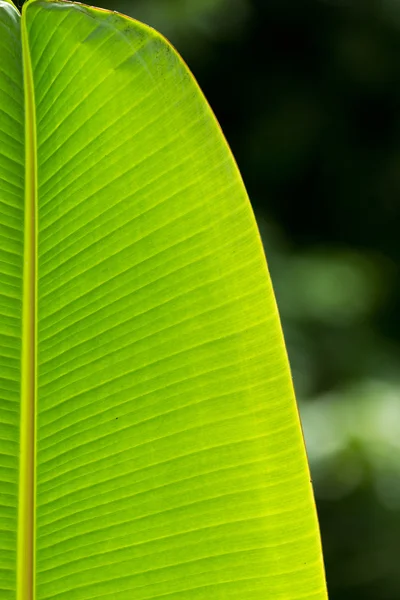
[0,1,24,598]
[0,0,328,598]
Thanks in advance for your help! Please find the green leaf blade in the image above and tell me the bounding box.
[0,0,327,597]
[23,3,326,598]
[0,2,24,598]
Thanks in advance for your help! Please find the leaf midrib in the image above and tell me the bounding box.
[17,4,37,599]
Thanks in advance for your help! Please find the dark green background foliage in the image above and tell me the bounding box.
[19,0,400,598]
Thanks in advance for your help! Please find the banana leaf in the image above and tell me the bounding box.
[0,1,327,598]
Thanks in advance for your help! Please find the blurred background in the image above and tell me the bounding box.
[25,0,400,597]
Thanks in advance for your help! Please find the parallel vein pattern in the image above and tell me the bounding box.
[0,2,24,599]
[23,1,327,599]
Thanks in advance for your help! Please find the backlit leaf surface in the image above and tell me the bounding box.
[0,1,327,598]
[0,2,23,598]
